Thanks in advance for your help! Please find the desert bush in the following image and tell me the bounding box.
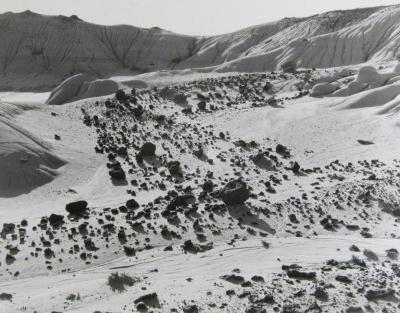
[351,255,366,267]
[107,272,137,292]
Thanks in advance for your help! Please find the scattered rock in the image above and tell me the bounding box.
[220,179,250,205]
[140,142,156,156]
[65,201,88,216]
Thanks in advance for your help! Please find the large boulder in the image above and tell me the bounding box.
[109,167,126,180]
[48,214,64,226]
[167,161,182,176]
[65,200,88,215]
[126,198,139,209]
[140,142,156,156]
[220,179,250,205]
[134,293,161,308]
[251,153,276,171]
[172,93,188,105]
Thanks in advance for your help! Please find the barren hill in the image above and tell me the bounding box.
[0,5,399,90]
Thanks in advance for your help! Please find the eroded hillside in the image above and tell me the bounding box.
[0,5,398,90]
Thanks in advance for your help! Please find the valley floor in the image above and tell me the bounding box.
[0,67,399,313]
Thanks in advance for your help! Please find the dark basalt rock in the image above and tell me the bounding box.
[276,144,290,157]
[134,292,161,308]
[1,223,15,238]
[182,304,199,313]
[48,214,64,226]
[167,161,182,176]
[126,198,139,209]
[314,287,329,301]
[109,168,126,180]
[197,101,206,110]
[335,275,352,283]
[167,195,196,210]
[140,142,156,156]
[365,289,395,301]
[5,254,16,265]
[84,238,99,251]
[0,293,12,301]
[220,274,245,284]
[220,179,250,205]
[65,200,88,216]
[117,146,127,156]
[345,307,364,313]
[202,181,214,192]
[286,270,316,280]
[182,240,213,254]
[136,302,147,312]
[357,139,374,145]
[291,161,300,174]
[124,246,136,256]
[173,93,187,105]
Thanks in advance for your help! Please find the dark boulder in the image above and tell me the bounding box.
[182,240,213,254]
[220,274,245,284]
[183,305,199,313]
[117,146,127,156]
[276,144,290,157]
[134,293,161,308]
[167,161,182,176]
[291,161,300,174]
[65,200,88,216]
[197,101,206,110]
[48,214,64,226]
[220,179,250,205]
[365,289,395,301]
[140,142,156,156]
[358,139,374,145]
[287,270,316,280]
[124,246,136,256]
[126,198,139,209]
[0,293,12,301]
[1,223,15,238]
[109,168,126,180]
[167,194,196,210]
[173,93,187,105]
[202,181,214,192]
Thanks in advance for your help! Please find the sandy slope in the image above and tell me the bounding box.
[0,100,65,197]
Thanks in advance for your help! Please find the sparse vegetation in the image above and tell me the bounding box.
[107,272,138,292]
